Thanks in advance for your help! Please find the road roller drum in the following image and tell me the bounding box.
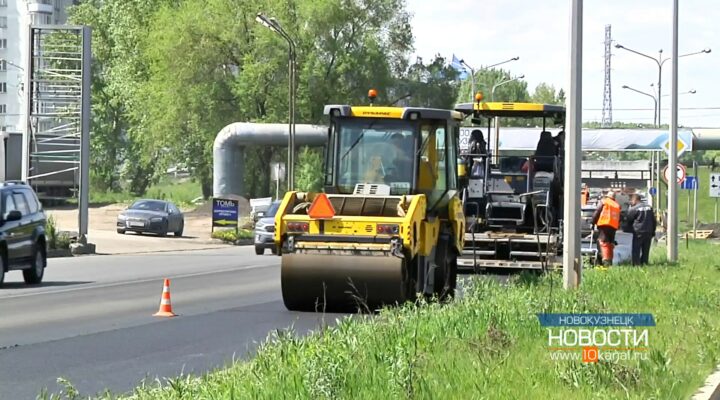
[281,253,409,312]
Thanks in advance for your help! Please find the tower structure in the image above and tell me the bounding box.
[601,24,613,127]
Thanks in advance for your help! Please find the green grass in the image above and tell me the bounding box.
[674,165,719,229]
[43,241,720,399]
[90,179,202,209]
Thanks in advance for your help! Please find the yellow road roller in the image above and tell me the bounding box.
[274,97,465,312]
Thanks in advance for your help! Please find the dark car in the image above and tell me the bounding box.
[254,200,281,255]
[117,199,184,237]
[0,181,47,286]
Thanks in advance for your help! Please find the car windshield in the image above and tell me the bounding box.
[336,118,415,195]
[129,200,166,212]
[265,202,281,218]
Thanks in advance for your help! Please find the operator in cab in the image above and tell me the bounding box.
[592,190,621,267]
[385,132,413,182]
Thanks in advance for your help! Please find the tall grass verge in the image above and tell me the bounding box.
[43,241,720,399]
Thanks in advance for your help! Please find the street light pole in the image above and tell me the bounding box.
[621,85,658,126]
[460,56,519,101]
[489,74,524,164]
[256,13,297,190]
[491,74,525,101]
[564,0,583,289]
[668,0,679,262]
[0,58,24,71]
[615,44,709,127]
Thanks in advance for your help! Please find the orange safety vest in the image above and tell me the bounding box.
[597,198,620,229]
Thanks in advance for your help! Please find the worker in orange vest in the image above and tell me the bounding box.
[592,190,621,266]
[581,184,589,206]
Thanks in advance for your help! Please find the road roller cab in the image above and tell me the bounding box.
[274,98,465,312]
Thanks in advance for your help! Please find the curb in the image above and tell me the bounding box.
[693,365,720,400]
[47,248,73,258]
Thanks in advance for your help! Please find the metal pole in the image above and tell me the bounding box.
[650,152,655,207]
[715,198,717,223]
[563,0,582,289]
[21,25,32,182]
[493,116,500,165]
[693,161,698,237]
[657,151,663,212]
[686,183,690,221]
[667,0,679,262]
[470,67,476,102]
[657,56,663,127]
[287,48,293,191]
[79,27,91,243]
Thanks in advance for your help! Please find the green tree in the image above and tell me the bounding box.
[69,0,175,194]
[531,83,559,104]
[389,55,460,109]
[295,146,324,192]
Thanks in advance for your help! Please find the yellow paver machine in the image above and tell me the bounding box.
[274,92,465,312]
[454,100,567,271]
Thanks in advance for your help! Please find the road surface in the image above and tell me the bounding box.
[0,247,344,399]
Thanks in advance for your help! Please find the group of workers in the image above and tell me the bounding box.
[592,190,657,267]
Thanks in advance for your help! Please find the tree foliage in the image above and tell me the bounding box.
[70,0,437,198]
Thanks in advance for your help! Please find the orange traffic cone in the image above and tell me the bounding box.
[153,279,177,317]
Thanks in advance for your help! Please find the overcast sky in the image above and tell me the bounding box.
[406,0,719,127]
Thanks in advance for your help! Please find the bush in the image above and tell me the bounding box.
[45,215,72,250]
[211,228,253,243]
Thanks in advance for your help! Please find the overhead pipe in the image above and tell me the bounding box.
[213,122,327,198]
[690,129,720,150]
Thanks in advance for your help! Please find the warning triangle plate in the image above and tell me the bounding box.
[308,193,336,219]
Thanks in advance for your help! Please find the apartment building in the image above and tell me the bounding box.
[0,0,77,136]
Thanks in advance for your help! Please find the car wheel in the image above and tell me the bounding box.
[271,246,278,255]
[23,242,46,285]
[174,222,184,237]
[117,228,126,234]
[255,245,264,255]
[158,222,168,237]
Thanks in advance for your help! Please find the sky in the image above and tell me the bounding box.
[406,0,720,127]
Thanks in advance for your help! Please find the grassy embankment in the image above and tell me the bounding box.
[89,179,202,209]
[677,165,719,229]
[45,241,720,399]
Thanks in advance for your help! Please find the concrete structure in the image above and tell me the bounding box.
[0,0,78,179]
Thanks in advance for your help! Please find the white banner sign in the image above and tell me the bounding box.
[459,127,694,153]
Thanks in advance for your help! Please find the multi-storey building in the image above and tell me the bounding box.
[0,0,78,179]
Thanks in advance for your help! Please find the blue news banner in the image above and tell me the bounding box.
[536,313,656,327]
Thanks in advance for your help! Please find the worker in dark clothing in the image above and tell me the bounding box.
[625,193,656,266]
[592,190,621,266]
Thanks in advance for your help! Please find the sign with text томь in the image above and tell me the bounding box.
[212,198,239,229]
[710,173,720,198]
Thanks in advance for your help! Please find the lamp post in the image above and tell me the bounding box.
[256,13,297,190]
[615,43,709,127]
[0,58,24,71]
[621,85,658,126]
[459,56,519,101]
[489,74,525,164]
[491,74,525,101]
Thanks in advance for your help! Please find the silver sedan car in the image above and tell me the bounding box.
[117,199,184,237]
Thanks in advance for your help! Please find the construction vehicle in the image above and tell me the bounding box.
[274,92,465,312]
[455,100,566,270]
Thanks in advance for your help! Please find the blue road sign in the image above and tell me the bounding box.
[681,176,698,190]
[649,187,657,196]
[212,198,239,228]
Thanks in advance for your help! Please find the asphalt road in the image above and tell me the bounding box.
[0,247,345,399]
